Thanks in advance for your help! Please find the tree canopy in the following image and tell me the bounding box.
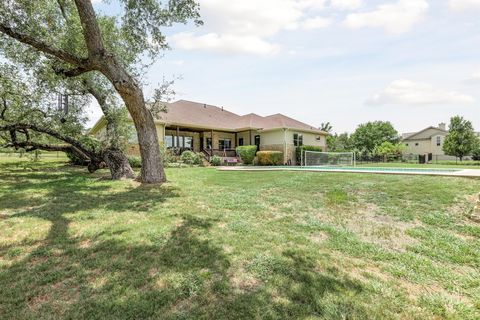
[0,0,201,183]
[351,121,399,154]
[443,116,478,161]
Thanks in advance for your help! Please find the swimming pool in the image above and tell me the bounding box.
[219,165,480,177]
[293,166,460,173]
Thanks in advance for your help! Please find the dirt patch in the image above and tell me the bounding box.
[309,232,329,244]
[229,267,261,293]
[347,209,419,252]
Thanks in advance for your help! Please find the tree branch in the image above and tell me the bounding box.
[1,98,7,120]
[0,23,87,66]
[73,0,106,57]
[4,140,73,153]
[0,123,95,159]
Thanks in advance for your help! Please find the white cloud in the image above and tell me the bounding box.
[302,17,333,30]
[367,79,475,106]
[169,32,280,56]
[463,71,480,84]
[330,0,363,10]
[449,0,480,10]
[170,0,334,55]
[344,0,429,34]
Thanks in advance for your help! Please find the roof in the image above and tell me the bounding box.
[153,100,328,134]
[402,126,448,141]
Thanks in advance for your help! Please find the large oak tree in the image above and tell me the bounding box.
[0,0,201,183]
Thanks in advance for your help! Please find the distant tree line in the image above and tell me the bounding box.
[325,116,480,162]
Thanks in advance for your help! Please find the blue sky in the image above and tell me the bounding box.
[90,0,480,134]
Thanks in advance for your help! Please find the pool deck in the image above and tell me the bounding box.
[218,166,480,178]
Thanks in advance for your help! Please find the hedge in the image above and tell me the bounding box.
[257,151,283,166]
[236,145,257,164]
[128,156,142,168]
[296,145,323,165]
[180,150,203,165]
[210,155,222,166]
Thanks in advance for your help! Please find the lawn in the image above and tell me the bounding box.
[1,159,480,319]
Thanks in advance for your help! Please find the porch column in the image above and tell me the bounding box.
[211,129,214,156]
[249,130,252,145]
[176,126,180,148]
[234,132,237,148]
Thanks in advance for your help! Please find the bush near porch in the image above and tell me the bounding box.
[236,145,257,165]
[257,151,283,166]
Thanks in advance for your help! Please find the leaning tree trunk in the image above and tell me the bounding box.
[74,0,167,184]
[101,62,166,183]
[103,148,135,180]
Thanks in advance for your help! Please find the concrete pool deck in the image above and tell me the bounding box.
[218,166,480,178]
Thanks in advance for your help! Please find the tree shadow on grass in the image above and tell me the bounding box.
[0,167,370,319]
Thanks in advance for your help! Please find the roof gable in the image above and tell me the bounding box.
[402,126,448,140]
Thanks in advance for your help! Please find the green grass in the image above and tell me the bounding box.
[1,159,480,319]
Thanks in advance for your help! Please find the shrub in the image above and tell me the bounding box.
[210,155,222,166]
[180,150,202,165]
[128,156,142,168]
[296,146,323,165]
[257,151,283,166]
[236,145,257,165]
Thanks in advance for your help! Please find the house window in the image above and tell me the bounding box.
[184,136,193,149]
[165,135,192,148]
[238,138,244,146]
[436,136,441,146]
[219,139,231,150]
[293,133,303,147]
[415,143,419,146]
[316,135,321,141]
[165,135,174,148]
[254,135,261,151]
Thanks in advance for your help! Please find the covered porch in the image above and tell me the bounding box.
[163,125,255,160]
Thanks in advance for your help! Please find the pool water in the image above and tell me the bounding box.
[229,166,461,174]
[297,166,460,173]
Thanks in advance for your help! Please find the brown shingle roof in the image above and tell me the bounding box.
[155,100,327,134]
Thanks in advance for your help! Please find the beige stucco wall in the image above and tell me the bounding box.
[403,134,446,156]
[260,130,327,165]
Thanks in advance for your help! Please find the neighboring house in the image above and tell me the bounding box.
[90,100,328,165]
[401,123,451,160]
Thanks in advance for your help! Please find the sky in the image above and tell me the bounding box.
[89,0,480,134]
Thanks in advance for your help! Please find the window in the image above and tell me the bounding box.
[206,138,212,149]
[165,135,174,148]
[238,138,244,146]
[436,136,441,146]
[165,135,192,149]
[293,133,303,147]
[184,137,193,149]
[316,135,321,141]
[254,135,261,151]
[219,139,231,150]
[415,143,419,146]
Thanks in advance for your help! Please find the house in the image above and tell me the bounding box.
[90,100,328,165]
[401,123,451,160]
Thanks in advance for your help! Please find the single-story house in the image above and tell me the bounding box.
[90,100,328,165]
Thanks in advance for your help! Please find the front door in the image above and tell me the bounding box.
[254,135,260,151]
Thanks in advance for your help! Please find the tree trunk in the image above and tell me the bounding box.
[103,148,135,180]
[100,62,166,183]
